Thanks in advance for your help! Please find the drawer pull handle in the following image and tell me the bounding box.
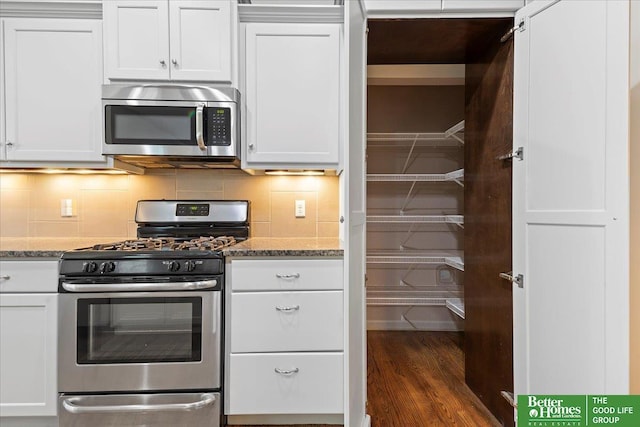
[275,305,300,312]
[274,367,299,376]
[276,273,300,279]
[0,275,10,280]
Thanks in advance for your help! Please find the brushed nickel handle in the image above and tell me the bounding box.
[172,59,178,66]
[0,275,10,280]
[274,367,299,376]
[160,59,166,67]
[248,143,254,150]
[275,305,300,312]
[61,279,218,293]
[195,104,206,151]
[275,273,300,279]
[6,141,13,147]
[62,393,216,414]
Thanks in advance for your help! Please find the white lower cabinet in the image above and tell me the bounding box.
[0,261,58,417]
[226,257,344,418]
[230,291,344,353]
[228,353,343,415]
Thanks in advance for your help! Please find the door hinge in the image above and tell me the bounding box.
[501,391,517,408]
[500,19,525,43]
[499,271,524,288]
[498,147,524,161]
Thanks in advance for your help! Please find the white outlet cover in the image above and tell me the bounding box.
[295,200,306,218]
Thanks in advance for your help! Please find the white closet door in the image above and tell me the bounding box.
[344,1,368,426]
[513,0,629,396]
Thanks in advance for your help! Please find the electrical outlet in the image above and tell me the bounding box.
[61,199,74,217]
[295,200,306,218]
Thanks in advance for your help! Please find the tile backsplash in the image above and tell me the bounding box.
[0,170,340,239]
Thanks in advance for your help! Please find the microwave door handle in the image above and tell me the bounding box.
[195,104,206,151]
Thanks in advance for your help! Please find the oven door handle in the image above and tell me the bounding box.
[61,279,218,292]
[61,393,216,414]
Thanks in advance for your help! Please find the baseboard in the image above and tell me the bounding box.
[227,414,343,425]
[367,319,463,331]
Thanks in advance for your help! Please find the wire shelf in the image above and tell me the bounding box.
[445,298,465,319]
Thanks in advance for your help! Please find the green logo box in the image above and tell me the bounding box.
[517,395,640,427]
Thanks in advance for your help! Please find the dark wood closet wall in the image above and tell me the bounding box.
[464,24,514,427]
[368,18,515,427]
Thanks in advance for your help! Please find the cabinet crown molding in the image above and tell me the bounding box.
[0,1,102,19]
[238,4,343,23]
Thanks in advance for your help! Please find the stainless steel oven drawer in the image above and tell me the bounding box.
[58,392,220,427]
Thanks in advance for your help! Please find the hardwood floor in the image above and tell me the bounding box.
[367,331,500,427]
[236,331,499,427]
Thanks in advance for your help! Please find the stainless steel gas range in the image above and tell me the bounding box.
[57,200,249,427]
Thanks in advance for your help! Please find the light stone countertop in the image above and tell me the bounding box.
[0,237,344,258]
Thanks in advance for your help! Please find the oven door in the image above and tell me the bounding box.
[103,99,237,157]
[58,392,220,427]
[58,290,220,393]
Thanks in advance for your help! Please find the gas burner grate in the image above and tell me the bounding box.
[91,236,237,251]
[176,236,237,251]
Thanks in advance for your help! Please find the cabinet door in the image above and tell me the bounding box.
[3,19,104,162]
[244,23,340,167]
[168,0,231,81]
[103,0,170,80]
[0,293,57,416]
[228,352,343,415]
[441,0,524,12]
[513,0,629,396]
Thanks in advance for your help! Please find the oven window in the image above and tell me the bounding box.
[76,297,202,364]
[105,106,196,145]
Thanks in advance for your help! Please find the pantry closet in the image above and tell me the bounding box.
[365,18,515,426]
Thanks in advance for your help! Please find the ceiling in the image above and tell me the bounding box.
[367,18,513,65]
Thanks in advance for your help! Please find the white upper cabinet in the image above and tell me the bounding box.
[365,0,524,14]
[243,23,340,169]
[104,0,231,82]
[2,18,104,162]
[441,0,524,12]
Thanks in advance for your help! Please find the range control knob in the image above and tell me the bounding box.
[184,260,197,272]
[83,261,98,273]
[167,260,181,272]
[100,261,116,274]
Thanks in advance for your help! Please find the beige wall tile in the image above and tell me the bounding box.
[0,174,31,190]
[317,177,340,222]
[0,172,340,239]
[176,190,224,200]
[127,173,177,219]
[0,189,30,237]
[176,170,224,192]
[224,175,271,222]
[30,175,81,221]
[30,221,79,238]
[79,174,129,191]
[80,190,129,237]
[271,192,317,238]
[269,176,323,192]
[250,222,271,238]
[318,222,339,238]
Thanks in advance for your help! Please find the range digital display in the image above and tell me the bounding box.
[176,204,210,217]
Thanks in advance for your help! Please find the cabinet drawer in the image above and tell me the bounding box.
[227,353,343,415]
[230,259,343,291]
[230,291,343,352]
[0,261,58,293]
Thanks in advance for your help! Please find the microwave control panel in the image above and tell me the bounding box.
[207,108,231,146]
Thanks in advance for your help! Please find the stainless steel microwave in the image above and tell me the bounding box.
[102,84,240,168]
